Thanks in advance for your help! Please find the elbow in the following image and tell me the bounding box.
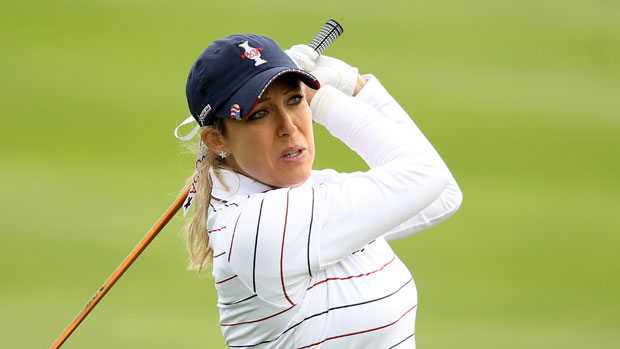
[430,163,463,219]
[445,178,463,216]
[434,158,462,215]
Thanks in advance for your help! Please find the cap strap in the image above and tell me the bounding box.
[174,116,200,141]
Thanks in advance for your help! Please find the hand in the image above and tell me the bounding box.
[286,44,360,96]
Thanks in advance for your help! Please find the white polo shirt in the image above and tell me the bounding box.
[207,76,462,348]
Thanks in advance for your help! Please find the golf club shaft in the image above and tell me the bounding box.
[51,185,190,348]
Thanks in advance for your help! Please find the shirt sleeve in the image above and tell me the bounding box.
[355,75,463,241]
[309,86,451,267]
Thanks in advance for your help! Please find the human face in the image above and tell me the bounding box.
[219,76,315,188]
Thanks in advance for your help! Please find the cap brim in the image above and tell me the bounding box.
[218,67,320,120]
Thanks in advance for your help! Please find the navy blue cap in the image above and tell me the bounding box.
[186,34,320,126]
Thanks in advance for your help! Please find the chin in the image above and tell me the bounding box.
[274,171,312,189]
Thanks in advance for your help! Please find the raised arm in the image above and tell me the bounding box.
[309,86,451,267]
[354,75,462,241]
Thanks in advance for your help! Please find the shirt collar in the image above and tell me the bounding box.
[210,168,314,201]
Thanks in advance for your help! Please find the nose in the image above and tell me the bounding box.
[277,108,297,137]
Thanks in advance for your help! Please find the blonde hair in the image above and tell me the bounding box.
[182,120,228,274]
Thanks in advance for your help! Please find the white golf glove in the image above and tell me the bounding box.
[286,44,359,96]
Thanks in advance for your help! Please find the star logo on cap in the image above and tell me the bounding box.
[239,41,267,66]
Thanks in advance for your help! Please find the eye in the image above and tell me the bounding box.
[288,95,303,105]
[248,109,268,120]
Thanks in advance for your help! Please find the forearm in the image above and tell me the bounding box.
[352,75,368,96]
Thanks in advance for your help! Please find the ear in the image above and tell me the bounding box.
[201,126,226,154]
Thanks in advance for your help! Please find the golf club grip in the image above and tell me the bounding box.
[308,19,343,55]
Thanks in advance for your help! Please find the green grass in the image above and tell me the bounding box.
[1,0,619,347]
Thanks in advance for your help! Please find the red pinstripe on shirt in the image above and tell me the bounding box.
[208,226,226,234]
[280,190,295,306]
[306,254,396,291]
[296,304,417,349]
[215,274,238,284]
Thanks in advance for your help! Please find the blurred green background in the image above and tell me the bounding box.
[1,0,619,347]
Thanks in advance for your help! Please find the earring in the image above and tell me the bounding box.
[219,150,227,159]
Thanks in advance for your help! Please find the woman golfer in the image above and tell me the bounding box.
[180,34,462,348]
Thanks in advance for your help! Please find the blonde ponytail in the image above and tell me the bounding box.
[182,121,228,274]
